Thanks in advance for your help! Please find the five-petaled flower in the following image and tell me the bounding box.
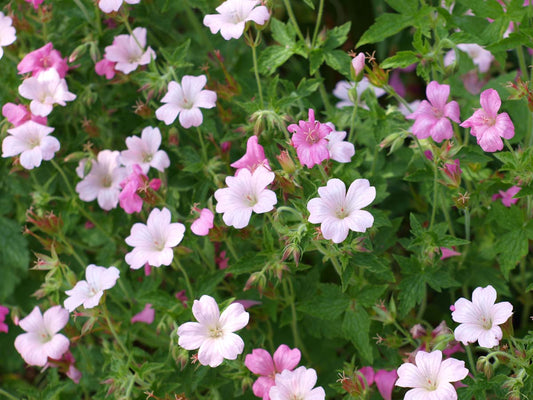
[177,295,249,367]
[269,366,325,400]
[120,126,170,174]
[288,109,331,168]
[104,27,155,74]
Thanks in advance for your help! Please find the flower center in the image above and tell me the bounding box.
[480,316,492,330]
[153,239,165,251]
[425,377,438,391]
[27,136,41,149]
[181,97,193,110]
[142,152,153,163]
[209,325,223,338]
[305,128,321,144]
[101,175,113,188]
[482,115,496,126]
[39,330,52,344]
[336,205,348,219]
[432,107,444,119]
[245,193,257,207]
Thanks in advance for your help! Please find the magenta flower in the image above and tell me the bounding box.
[214,166,277,229]
[396,350,468,400]
[95,59,116,79]
[125,207,185,269]
[46,350,81,384]
[177,295,249,367]
[324,122,355,163]
[191,208,214,236]
[131,304,155,324]
[245,344,301,400]
[288,109,331,168]
[64,265,120,312]
[98,0,140,13]
[307,178,376,243]
[203,0,270,40]
[14,306,70,367]
[374,369,398,400]
[24,0,45,10]
[357,366,375,389]
[269,366,325,400]
[2,103,47,127]
[18,43,68,78]
[0,12,16,60]
[406,81,461,142]
[230,135,270,173]
[156,75,217,128]
[2,120,59,170]
[120,126,170,174]
[493,185,521,207]
[104,27,155,74]
[119,164,161,214]
[0,305,9,333]
[452,285,513,348]
[440,247,461,260]
[460,89,515,152]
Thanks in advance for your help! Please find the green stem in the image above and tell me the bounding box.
[311,0,325,49]
[516,46,529,80]
[196,127,208,163]
[392,320,418,347]
[174,258,194,299]
[225,236,239,260]
[250,32,264,108]
[430,160,439,230]
[283,278,310,361]
[464,207,471,242]
[465,345,476,373]
[384,84,412,112]
[282,0,306,43]
[120,10,143,50]
[347,84,359,143]
[50,159,75,196]
[314,71,332,113]
[440,193,455,237]
[0,388,20,400]
[102,305,129,356]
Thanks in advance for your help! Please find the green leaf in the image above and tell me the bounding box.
[324,22,351,49]
[357,13,413,46]
[298,283,350,320]
[381,51,419,69]
[309,49,325,75]
[354,254,395,282]
[0,217,29,302]
[302,0,315,9]
[342,305,373,363]
[425,269,460,292]
[488,202,523,232]
[385,0,418,15]
[486,32,533,52]
[258,45,293,75]
[324,49,351,77]
[398,274,426,317]
[496,229,529,279]
[270,18,296,46]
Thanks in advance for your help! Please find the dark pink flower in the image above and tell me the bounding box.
[46,351,81,384]
[493,186,521,207]
[460,89,515,152]
[2,103,47,127]
[95,59,116,80]
[24,0,45,9]
[440,247,461,260]
[230,135,270,173]
[245,344,301,400]
[374,369,398,400]
[407,81,461,142]
[131,304,155,324]
[191,208,214,236]
[288,109,331,168]
[357,366,375,389]
[0,305,9,333]
[119,164,160,214]
[18,43,68,78]
[175,290,188,307]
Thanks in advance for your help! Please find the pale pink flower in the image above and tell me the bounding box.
[461,89,515,152]
[0,12,16,60]
[396,350,468,400]
[440,247,461,260]
[18,43,68,78]
[18,68,76,117]
[452,285,513,348]
[14,306,70,367]
[269,366,325,400]
[324,122,355,163]
[156,75,217,128]
[24,0,45,10]
[118,164,161,214]
[2,120,59,170]
[307,178,376,243]
[333,78,386,109]
[75,150,127,211]
[444,43,494,73]
[177,294,249,367]
[203,0,270,40]
[125,207,185,269]
[120,126,170,174]
[191,208,214,236]
[406,81,460,142]
[98,0,140,13]
[0,305,9,333]
[131,303,155,324]
[214,166,277,229]
[493,185,521,207]
[104,27,155,74]
[288,109,331,168]
[245,344,301,400]
[352,52,365,76]
[95,59,116,79]
[231,135,270,173]
[375,369,398,400]
[2,103,47,127]
[64,264,120,312]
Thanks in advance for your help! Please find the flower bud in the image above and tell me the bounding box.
[276,150,297,174]
[352,52,365,80]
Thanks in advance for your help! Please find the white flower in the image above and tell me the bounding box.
[75,150,128,211]
[120,126,170,174]
[452,285,513,348]
[2,121,59,170]
[64,265,120,312]
[125,207,185,269]
[324,122,355,163]
[214,166,277,229]
[444,43,494,73]
[0,12,16,59]
[307,178,375,243]
[18,68,76,117]
[203,0,270,40]
[269,366,325,400]
[177,295,249,367]
[104,27,155,74]
[333,77,386,109]
[156,75,217,128]
[98,0,140,13]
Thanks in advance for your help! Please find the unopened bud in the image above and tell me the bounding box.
[367,64,388,88]
[276,150,296,174]
[351,52,365,81]
[410,324,426,339]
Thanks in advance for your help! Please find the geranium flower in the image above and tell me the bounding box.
[492,186,521,207]
[0,12,16,60]
[460,89,515,152]
[64,265,120,312]
[203,0,270,40]
[18,68,76,117]
[444,43,494,73]
[95,59,116,79]
[17,42,68,78]
[131,304,155,324]
[395,350,468,400]
[14,306,70,367]
[2,120,59,170]
[125,207,185,269]
[230,135,270,173]
[155,75,217,128]
[0,306,9,333]
[440,247,461,260]
[177,295,249,367]
[104,27,155,74]
[288,109,331,168]
[324,122,355,163]
[452,285,513,348]
[120,126,170,174]
[269,366,325,400]
[307,178,376,243]
[119,164,161,214]
[245,344,301,400]
[98,0,140,13]
[332,78,386,109]
[191,208,214,236]
[374,369,398,400]
[406,81,460,142]
[2,103,47,127]
[214,166,277,229]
